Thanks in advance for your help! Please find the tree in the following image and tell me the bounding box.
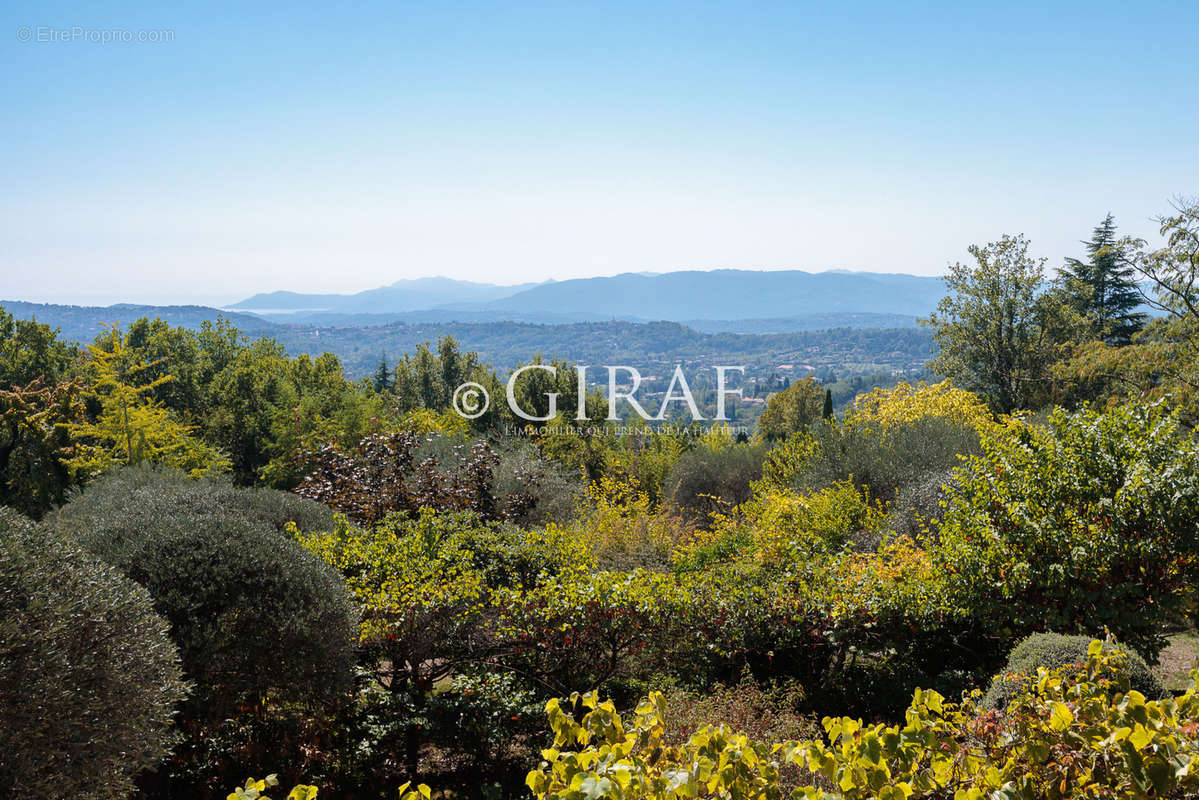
[0,307,75,389]
[822,388,834,419]
[69,328,230,479]
[757,376,824,440]
[0,378,79,517]
[922,234,1079,413]
[372,354,392,392]
[1052,199,1199,420]
[1059,214,1145,345]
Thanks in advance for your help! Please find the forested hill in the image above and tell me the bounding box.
[0,301,279,342]
[0,300,933,379]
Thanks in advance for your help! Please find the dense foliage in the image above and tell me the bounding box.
[527,642,1199,800]
[981,632,1164,711]
[11,198,1199,798]
[0,507,187,799]
[45,467,356,720]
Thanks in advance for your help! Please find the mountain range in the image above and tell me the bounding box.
[231,277,543,314]
[228,269,944,328]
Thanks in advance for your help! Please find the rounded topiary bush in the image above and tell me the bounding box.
[983,632,1165,710]
[53,461,338,533]
[0,506,188,798]
[45,466,357,720]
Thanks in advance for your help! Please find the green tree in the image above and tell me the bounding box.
[372,354,392,392]
[757,376,824,440]
[922,234,1078,413]
[1052,199,1199,420]
[1059,213,1145,345]
[70,329,230,479]
[0,307,75,389]
[822,387,834,419]
[0,378,79,516]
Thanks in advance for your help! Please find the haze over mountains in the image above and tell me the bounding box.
[232,277,543,315]
[1,268,945,379]
[229,269,944,329]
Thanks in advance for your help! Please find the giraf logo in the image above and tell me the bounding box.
[452,365,745,422]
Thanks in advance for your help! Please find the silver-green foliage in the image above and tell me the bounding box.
[0,506,188,799]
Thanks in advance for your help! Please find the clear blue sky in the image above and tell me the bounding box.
[2,0,1197,305]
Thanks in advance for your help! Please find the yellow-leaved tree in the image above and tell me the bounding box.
[69,328,229,479]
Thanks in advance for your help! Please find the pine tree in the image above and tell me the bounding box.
[372,355,392,392]
[1060,214,1146,346]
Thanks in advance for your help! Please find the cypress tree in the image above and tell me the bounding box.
[822,387,834,419]
[1060,214,1145,345]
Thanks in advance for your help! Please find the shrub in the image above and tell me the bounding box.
[663,441,767,522]
[0,506,187,799]
[575,477,691,572]
[56,461,336,532]
[885,465,958,539]
[660,671,815,746]
[298,431,579,526]
[529,642,1199,800]
[935,402,1199,659]
[743,480,887,556]
[478,437,581,526]
[795,414,981,505]
[45,466,356,720]
[982,632,1164,709]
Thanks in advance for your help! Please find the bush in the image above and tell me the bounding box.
[58,461,336,532]
[982,632,1165,710]
[575,478,690,572]
[0,506,187,799]
[935,403,1199,659]
[298,431,579,526]
[44,466,356,720]
[795,414,981,505]
[488,438,581,526]
[663,441,766,522]
[529,642,1199,800]
[660,671,815,746]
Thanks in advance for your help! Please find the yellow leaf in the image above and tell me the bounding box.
[1050,702,1074,732]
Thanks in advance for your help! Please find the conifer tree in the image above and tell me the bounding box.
[371,354,392,392]
[1059,214,1146,345]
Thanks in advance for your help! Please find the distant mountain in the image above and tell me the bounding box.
[229,277,542,313]
[249,309,920,334]
[0,301,279,345]
[229,269,945,324]
[685,313,921,334]
[477,270,943,320]
[246,308,625,327]
[1,300,934,381]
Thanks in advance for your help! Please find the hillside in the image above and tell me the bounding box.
[227,269,944,323]
[476,269,944,320]
[0,301,933,382]
[230,277,543,313]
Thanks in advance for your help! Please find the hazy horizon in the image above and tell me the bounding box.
[2,265,942,310]
[4,1,1197,306]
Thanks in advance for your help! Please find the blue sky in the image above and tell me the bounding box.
[2,0,1197,305]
